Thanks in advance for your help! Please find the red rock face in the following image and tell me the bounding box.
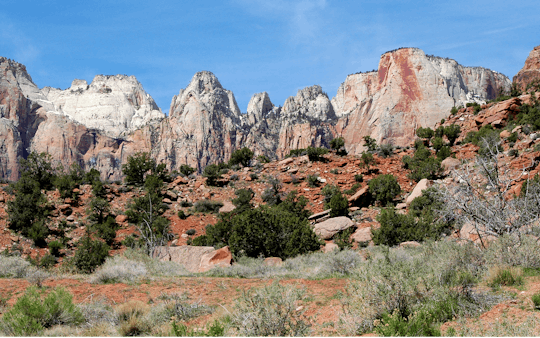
[513,45,540,91]
[334,48,510,153]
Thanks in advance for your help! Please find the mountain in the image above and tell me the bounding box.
[0,46,519,180]
[513,45,540,91]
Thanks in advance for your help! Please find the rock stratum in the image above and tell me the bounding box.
[0,46,520,180]
[513,45,540,91]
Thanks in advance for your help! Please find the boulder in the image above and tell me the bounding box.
[405,179,432,206]
[324,242,339,253]
[314,216,354,240]
[352,227,372,243]
[153,246,232,273]
[500,130,512,139]
[441,157,461,173]
[115,214,128,223]
[278,158,294,166]
[219,201,236,213]
[199,246,233,272]
[348,186,370,205]
[399,241,421,248]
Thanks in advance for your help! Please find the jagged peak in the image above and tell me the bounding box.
[186,71,224,94]
[247,92,274,116]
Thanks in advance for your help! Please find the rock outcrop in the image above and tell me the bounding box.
[42,75,165,137]
[513,45,540,91]
[334,48,511,153]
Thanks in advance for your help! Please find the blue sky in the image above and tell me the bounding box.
[1,0,539,114]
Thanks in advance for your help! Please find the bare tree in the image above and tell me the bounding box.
[439,136,540,247]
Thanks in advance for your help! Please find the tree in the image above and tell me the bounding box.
[203,164,222,186]
[368,174,401,206]
[179,164,196,177]
[444,124,461,146]
[330,137,347,156]
[232,188,255,213]
[363,136,377,152]
[416,127,434,140]
[122,152,168,186]
[20,152,57,190]
[328,190,349,217]
[229,147,254,167]
[306,147,329,162]
[73,230,109,273]
[360,152,376,172]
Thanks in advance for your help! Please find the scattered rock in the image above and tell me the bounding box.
[352,227,372,243]
[324,242,339,253]
[314,217,354,240]
[115,214,128,223]
[219,201,236,213]
[441,157,461,173]
[500,130,511,138]
[399,241,421,248]
[264,257,283,267]
[199,246,233,272]
[278,158,294,166]
[405,179,432,206]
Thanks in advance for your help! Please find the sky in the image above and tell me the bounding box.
[1,0,539,115]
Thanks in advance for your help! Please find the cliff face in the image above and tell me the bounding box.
[0,46,517,180]
[42,75,165,137]
[513,45,540,91]
[334,48,511,154]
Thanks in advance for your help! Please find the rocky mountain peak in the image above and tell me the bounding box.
[245,92,278,125]
[513,45,540,91]
[282,85,336,122]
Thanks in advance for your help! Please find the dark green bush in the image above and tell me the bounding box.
[307,175,319,188]
[333,227,356,250]
[344,182,361,195]
[354,174,363,182]
[402,145,442,182]
[375,309,440,337]
[178,210,187,219]
[363,136,377,151]
[19,152,57,190]
[192,192,321,259]
[48,240,63,257]
[287,149,307,158]
[436,146,452,160]
[229,147,254,167]
[72,233,110,273]
[377,143,394,158]
[257,154,271,163]
[186,229,196,236]
[92,216,119,245]
[431,136,444,151]
[122,152,168,186]
[179,164,196,177]
[416,127,434,140]
[321,184,341,208]
[306,147,329,161]
[194,200,224,214]
[0,287,84,336]
[451,106,458,115]
[532,293,540,310]
[444,124,461,146]
[360,152,375,171]
[331,137,347,155]
[203,164,222,186]
[261,177,283,206]
[368,174,401,206]
[328,190,349,217]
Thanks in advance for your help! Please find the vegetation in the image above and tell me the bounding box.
[368,174,401,206]
[203,164,223,186]
[72,230,110,273]
[306,146,329,161]
[363,135,377,151]
[228,147,254,167]
[402,143,443,182]
[328,189,349,217]
[330,137,346,155]
[192,191,321,259]
[122,152,168,186]
[179,164,196,177]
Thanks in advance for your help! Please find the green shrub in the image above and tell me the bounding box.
[416,127,434,139]
[194,200,223,214]
[508,148,519,157]
[19,152,57,190]
[375,309,440,337]
[203,164,222,186]
[172,320,226,337]
[321,184,341,208]
[249,173,258,180]
[328,190,349,217]
[72,233,110,273]
[92,216,119,245]
[532,293,540,310]
[122,152,168,186]
[363,135,377,151]
[193,192,320,259]
[507,132,518,143]
[377,143,394,158]
[307,175,319,188]
[359,152,375,171]
[344,182,361,195]
[431,136,444,151]
[368,174,401,206]
[444,124,461,146]
[330,137,346,156]
[179,164,196,177]
[402,145,442,182]
[261,177,283,206]
[1,287,84,336]
[186,229,196,236]
[257,154,271,163]
[49,240,64,257]
[436,145,452,160]
[287,149,307,158]
[451,106,458,115]
[333,227,355,250]
[177,210,187,219]
[306,146,328,161]
[487,267,524,288]
[231,282,310,336]
[354,174,363,182]
[229,147,254,167]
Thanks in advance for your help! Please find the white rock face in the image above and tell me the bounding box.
[42,75,165,137]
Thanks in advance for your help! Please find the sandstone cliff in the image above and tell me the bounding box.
[42,75,165,137]
[513,45,540,91]
[333,48,511,154]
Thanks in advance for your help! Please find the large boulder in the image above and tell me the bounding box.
[405,178,432,206]
[313,216,354,240]
[351,227,372,243]
[153,245,232,273]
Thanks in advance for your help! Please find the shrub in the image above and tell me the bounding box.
[363,135,377,151]
[306,146,328,161]
[368,174,401,206]
[444,124,461,146]
[177,210,187,219]
[1,287,84,336]
[416,127,434,139]
[261,176,283,206]
[171,320,226,337]
[402,145,442,182]
[532,293,540,310]
[507,131,518,143]
[359,152,375,171]
[186,229,196,236]
[231,282,310,336]
[72,232,110,273]
[344,182,361,195]
[257,154,271,163]
[321,184,341,208]
[90,257,147,284]
[288,149,307,158]
[331,137,346,155]
[19,152,57,190]
[0,255,32,278]
[116,300,152,336]
[122,152,168,186]
[487,266,524,288]
[436,145,452,160]
[333,227,355,250]
[232,188,255,213]
[229,147,254,167]
[451,106,458,115]
[179,200,193,208]
[202,164,222,186]
[193,192,320,259]
[328,190,349,217]
[508,148,519,157]
[249,173,258,180]
[377,143,394,158]
[92,216,119,246]
[307,175,319,187]
[193,200,223,214]
[354,174,363,182]
[179,164,196,177]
